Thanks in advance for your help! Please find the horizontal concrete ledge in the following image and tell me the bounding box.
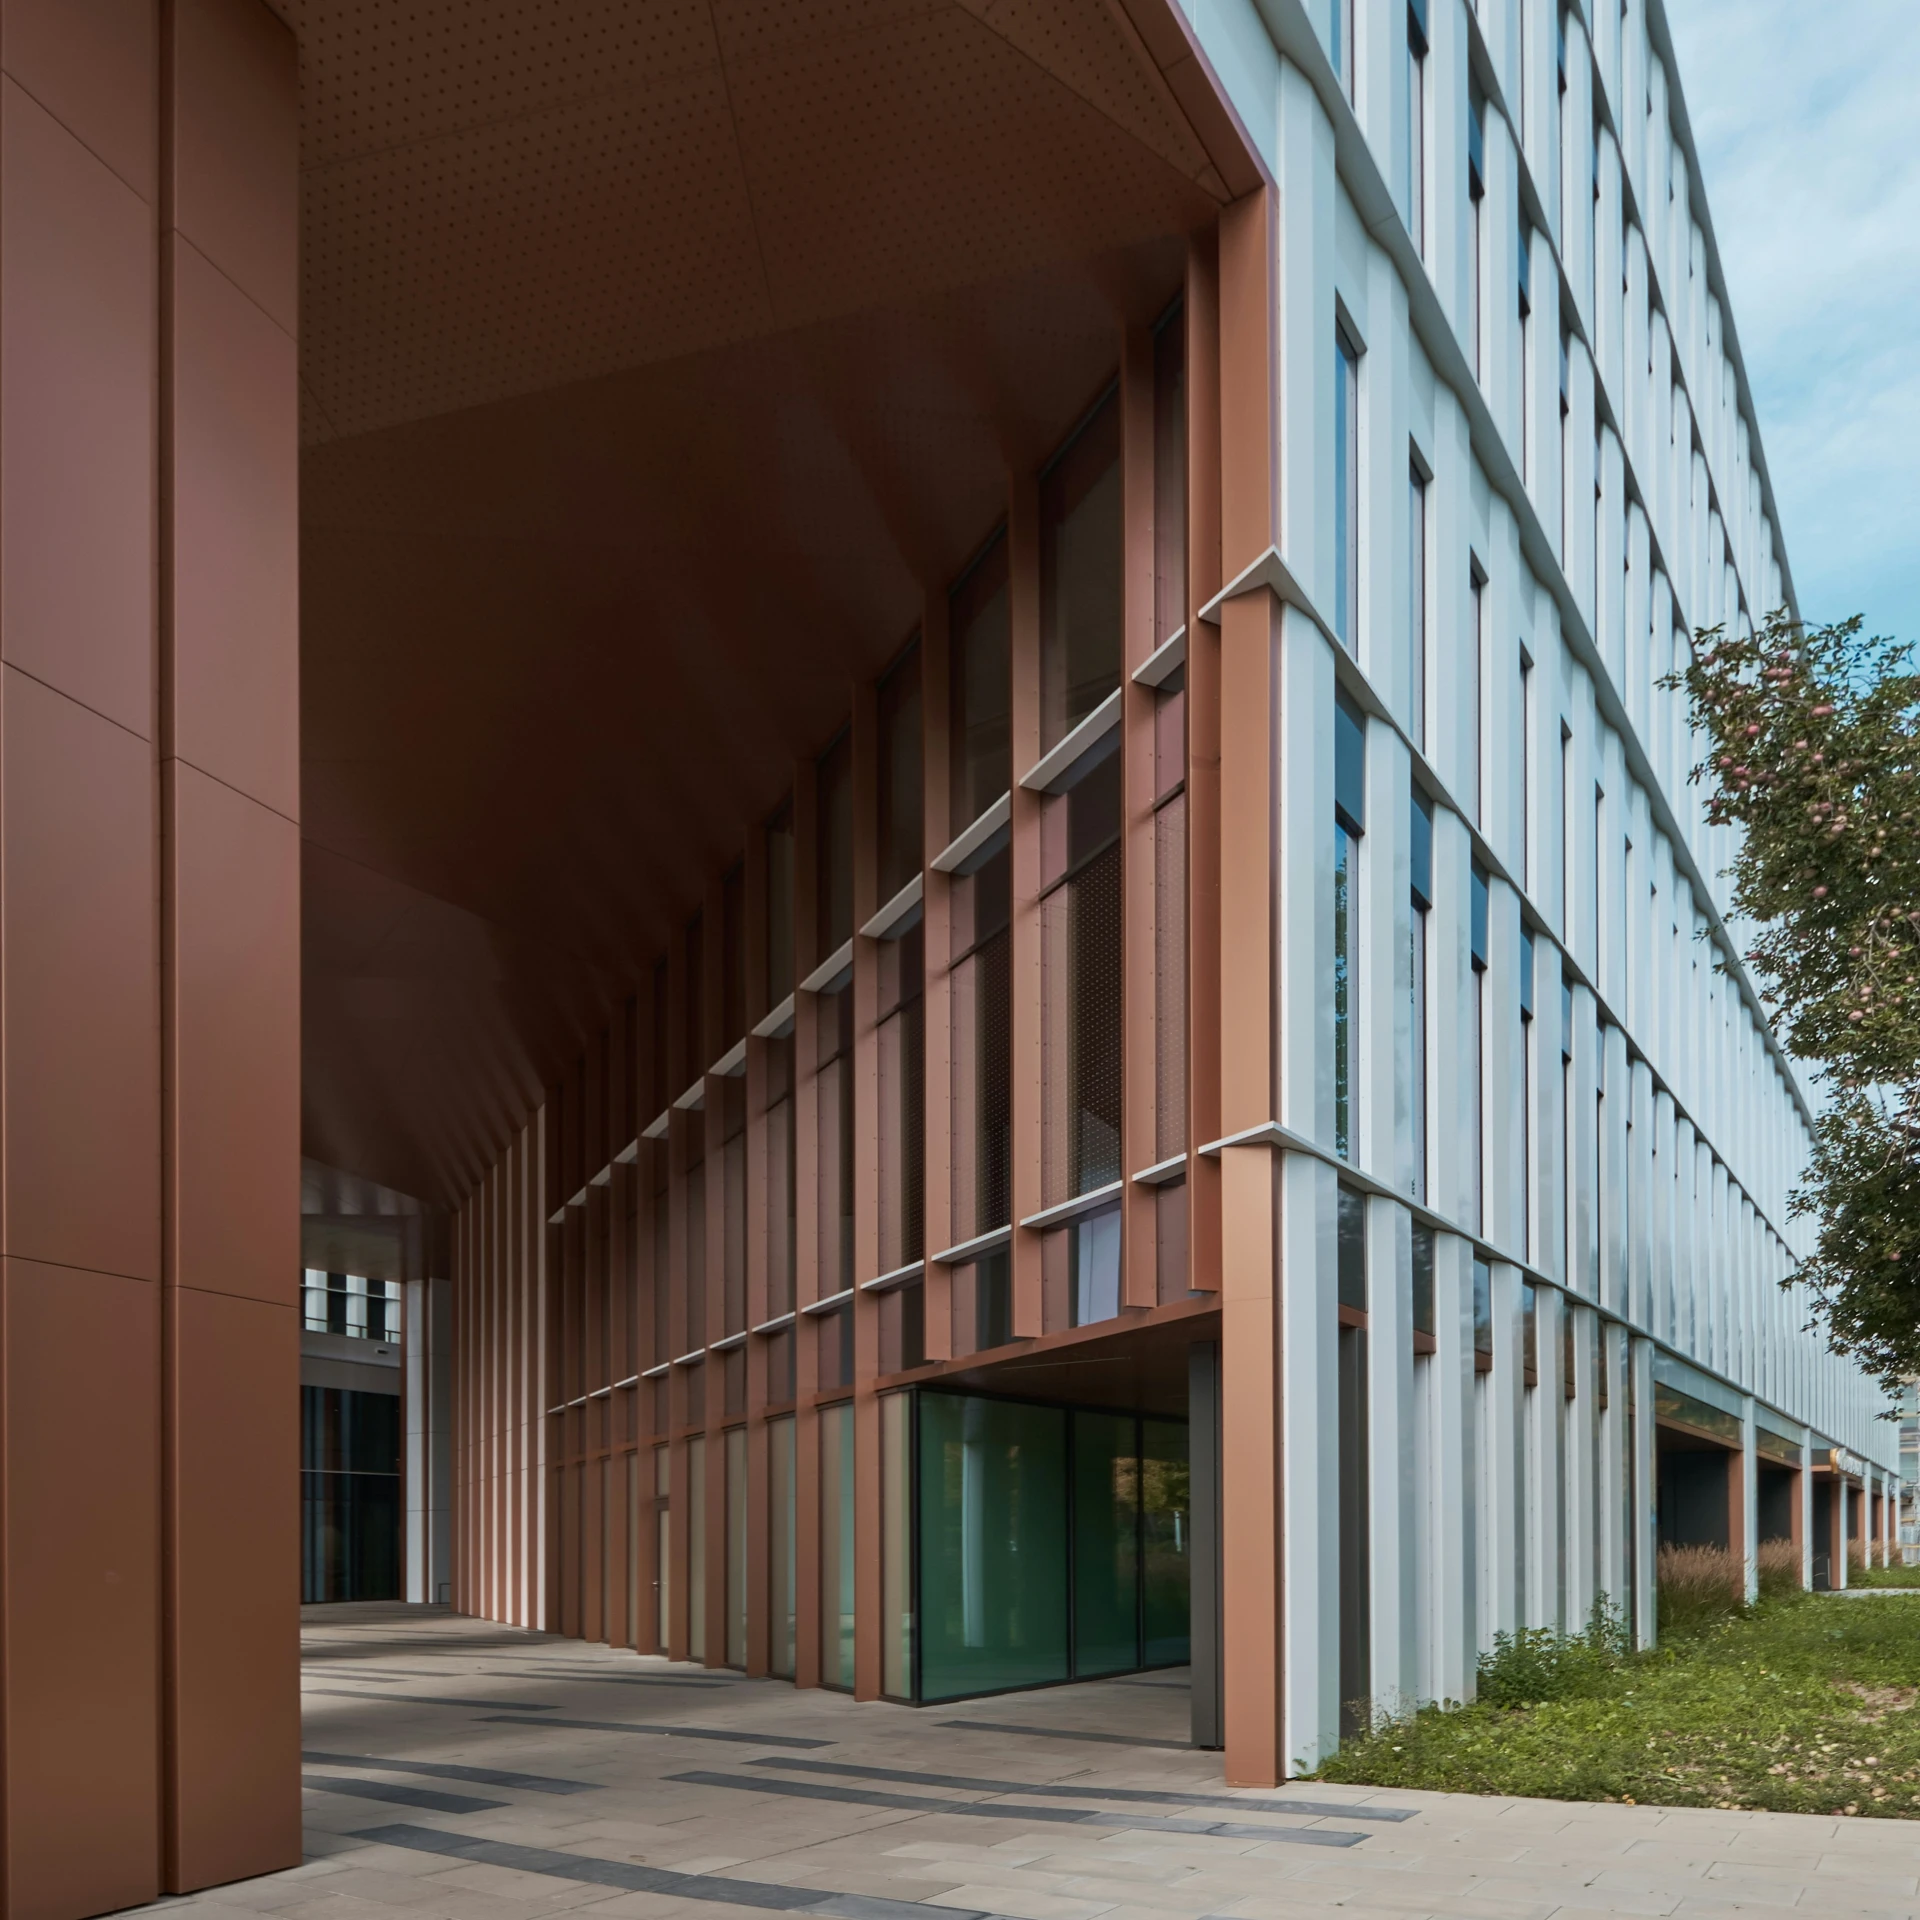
[1132,625,1186,687]
[861,875,923,940]
[932,792,1011,874]
[1020,1180,1124,1233]
[1020,687,1121,793]
[752,993,795,1039]
[799,940,853,995]
[930,1224,1012,1266]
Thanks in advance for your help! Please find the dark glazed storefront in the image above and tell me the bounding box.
[892,1388,1190,1704]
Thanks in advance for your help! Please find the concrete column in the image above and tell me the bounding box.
[406,1278,454,1605]
[1366,1198,1416,1718]
[1738,1395,1758,1603]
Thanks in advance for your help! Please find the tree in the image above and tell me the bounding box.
[1667,611,1920,1385]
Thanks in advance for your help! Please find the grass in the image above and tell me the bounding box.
[1317,1556,1920,1816]
[1847,1558,1920,1588]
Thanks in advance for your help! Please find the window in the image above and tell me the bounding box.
[1520,923,1535,1258]
[1407,0,1428,252]
[1468,88,1487,377]
[950,534,1011,830]
[1331,0,1353,98]
[1518,218,1533,478]
[1410,788,1434,1203]
[877,641,922,904]
[1473,1254,1492,1372]
[1561,975,1574,1282]
[1470,861,1489,1231]
[1154,668,1189,1161]
[1334,693,1366,1160]
[766,801,795,1007]
[951,842,1012,1246]
[1518,643,1533,888]
[1558,334,1571,560]
[1040,388,1122,753]
[1409,458,1428,748]
[1154,306,1187,645]
[1334,327,1361,652]
[817,982,855,1295]
[1558,721,1572,929]
[817,730,853,958]
[1468,561,1486,823]
[875,925,924,1278]
[1040,746,1123,1204]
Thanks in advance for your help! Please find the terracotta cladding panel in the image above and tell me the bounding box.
[169,0,297,332]
[0,76,155,739]
[2,1259,161,1919]
[0,0,158,201]
[164,1287,302,1890]
[3,667,160,1280]
[168,764,301,1306]
[169,236,299,818]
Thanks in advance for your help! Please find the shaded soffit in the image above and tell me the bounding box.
[283,0,1259,1209]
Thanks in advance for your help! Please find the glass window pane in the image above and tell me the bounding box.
[917,1393,1069,1699]
[882,1392,913,1699]
[1072,1410,1140,1677]
[819,1402,856,1688]
[1040,391,1122,752]
[1141,1416,1192,1665]
[725,1427,748,1668]
[769,1416,796,1678]
[951,535,1011,828]
[687,1436,707,1663]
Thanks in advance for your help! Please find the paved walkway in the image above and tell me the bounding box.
[134,1604,1920,1920]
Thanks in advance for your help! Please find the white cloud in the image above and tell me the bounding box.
[1666,0,1920,641]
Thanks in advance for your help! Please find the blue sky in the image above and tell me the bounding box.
[1666,0,1920,646]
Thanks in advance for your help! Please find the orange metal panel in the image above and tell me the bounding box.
[166,0,296,334]
[2,666,159,1281]
[165,763,300,1308]
[0,76,154,738]
[166,236,297,820]
[0,0,158,202]
[1120,323,1160,1311]
[162,1286,300,1891]
[2,1260,161,1919]
[1006,476,1044,1339]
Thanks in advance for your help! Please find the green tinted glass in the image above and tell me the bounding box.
[917,1393,1069,1700]
[1072,1410,1139,1676]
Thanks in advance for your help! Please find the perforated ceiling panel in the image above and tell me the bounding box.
[289,0,1256,1201]
[281,0,1238,439]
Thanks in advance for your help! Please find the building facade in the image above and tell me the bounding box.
[0,0,1905,1915]
[440,0,1902,1786]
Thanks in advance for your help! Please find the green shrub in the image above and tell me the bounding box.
[1476,1604,1629,1708]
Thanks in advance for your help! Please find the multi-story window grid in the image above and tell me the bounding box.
[441,0,1911,1772]
[1334,694,1366,1161]
[302,1269,396,1340]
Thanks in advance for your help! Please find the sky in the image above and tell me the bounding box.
[1665,0,1920,646]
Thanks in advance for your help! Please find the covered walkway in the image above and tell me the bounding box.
[130,1608,1920,1920]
